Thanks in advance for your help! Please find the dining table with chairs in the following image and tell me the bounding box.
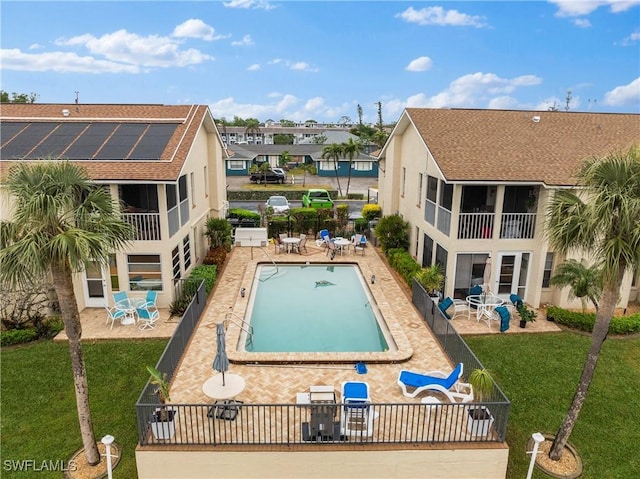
[466,293,505,328]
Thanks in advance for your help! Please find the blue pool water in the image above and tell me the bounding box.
[242,264,392,353]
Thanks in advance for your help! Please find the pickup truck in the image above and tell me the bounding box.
[302,189,334,208]
[249,168,286,184]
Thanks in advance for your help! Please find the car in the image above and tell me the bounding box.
[302,189,334,208]
[265,195,290,215]
[249,167,287,184]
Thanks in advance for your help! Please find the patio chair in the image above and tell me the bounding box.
[113,291,128,305]
[136,303,159,330]
[293,235,308,254]
[325,239,337,259]
[273,236,285,254]
[509,294,524,316]
[145,290,158,310]
[438,296,468,320]
[495,305,511,333]
[317,229,330,248]
[397,363,473,402]
[340,381,374,437]
[104,306,126,330]
[352,234,367,256]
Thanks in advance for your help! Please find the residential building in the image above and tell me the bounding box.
[218,123,355,146]
[0,103,228,310]
[377,108,640,309]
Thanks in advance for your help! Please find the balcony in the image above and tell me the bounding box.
[122,212,161,241]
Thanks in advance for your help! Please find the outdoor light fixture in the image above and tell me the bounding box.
[371,275,375,284]
[240,288,246,298]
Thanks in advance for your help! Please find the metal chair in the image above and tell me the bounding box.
[105,306,125,330]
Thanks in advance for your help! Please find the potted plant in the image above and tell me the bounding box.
[517,303,537,328]
[415,264,444,303]
[466,368,495,437]
[147,365,177,440]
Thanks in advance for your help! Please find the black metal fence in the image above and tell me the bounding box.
[135,278,510,447]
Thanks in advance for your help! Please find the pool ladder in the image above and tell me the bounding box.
[259,247,279,281]
[225,311,254,347]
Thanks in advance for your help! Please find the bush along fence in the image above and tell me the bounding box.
[546,305,640,334]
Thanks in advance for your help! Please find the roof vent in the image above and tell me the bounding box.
[62,109,70,117]
[532,115,541,123]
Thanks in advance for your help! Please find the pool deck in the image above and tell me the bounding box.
[169,241,560,406]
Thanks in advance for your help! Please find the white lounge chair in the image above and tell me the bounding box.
[397,363,473,403]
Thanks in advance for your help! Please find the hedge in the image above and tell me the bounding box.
[1,329,38,346]
[546,305,640,335]
[386,248,421,287]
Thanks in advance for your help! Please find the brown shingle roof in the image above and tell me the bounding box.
[405,108,640,186]
[0,103,212,182]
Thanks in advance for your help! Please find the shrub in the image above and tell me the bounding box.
[347,193,364,200]
[386,248,421,286]
[335,204,350,229]
[546,305,640,334]
[204,217,232,250]
[188,265,218,295]
[354,218,368,233]
[375,214,410,252]
[1,329,38,346]
[361,204,382,221]
[203,247,226,269]
[228,208,261,222]
[35,315,64,339]
[267,215,289,238]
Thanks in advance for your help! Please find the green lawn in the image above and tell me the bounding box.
[2,334,638,478]
[465,332,640,478]
[1,339,167,478]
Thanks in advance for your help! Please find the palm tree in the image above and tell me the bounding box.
[549,259,603,313]
[321,143,344,197]
[545,146,640,461]
[0,161,133,465]
[341,138,363,197]
[244,118,261,143]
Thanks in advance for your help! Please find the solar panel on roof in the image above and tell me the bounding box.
[95,123,147,160]
[0,122,29,147]
[0,123,58,159]
[29,123,88,159]
[129,123,177,160]
[64,123,118,159]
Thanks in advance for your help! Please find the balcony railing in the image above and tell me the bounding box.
[122,212,161,241]
[499,213,536,239]
[458,213,495,239]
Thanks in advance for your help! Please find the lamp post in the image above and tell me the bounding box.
[101,435,116,479]
[526,432,545,479]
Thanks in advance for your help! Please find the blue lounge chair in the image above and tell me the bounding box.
[341,381,374,437]
[397,363,473,402]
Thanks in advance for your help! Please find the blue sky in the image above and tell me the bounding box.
[1,1,639,123]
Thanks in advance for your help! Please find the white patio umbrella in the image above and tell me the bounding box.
[213,322,230,386]
[482,256,492,294]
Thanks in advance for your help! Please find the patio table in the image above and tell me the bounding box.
[281,237,300,253]
[115,298,145,325]
[333,237,351,255]
[466,294,504,329]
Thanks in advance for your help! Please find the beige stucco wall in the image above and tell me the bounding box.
[136,446,509,479]
[377,117,637,309]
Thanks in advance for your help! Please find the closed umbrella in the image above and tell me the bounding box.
[482,256,492,295]
[213,322,230,386]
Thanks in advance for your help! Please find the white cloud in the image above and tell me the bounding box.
[396,6,488,28]
[223,0,275,10]
[232,34,254,46]
[549,0,640,17]
[247,63,260,71]
[487,96,520,109]
[304,97,325,111]
[406,56,433,72]
[28,43,41,50]
[573,18,591,28]
[56,29,213,68]
[267,58,318,72]
[173,19,225,41]
[621,31,640,45]
[0,48,141,73]
[602,77,640,106]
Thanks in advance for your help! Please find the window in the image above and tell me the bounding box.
[426,175,438,203]
[401,167,406,196]
[422,234,434,267]
[415,226,420,257]
[417,173,423,206]
[354,162,373,171]
[127,254,162,291]
[172,246,181,280]
[109,255,119,291]
[204,166,208,197]
[439,181,453,211]
[178,175,189,226]
[319,161,336,171]
[542,252,554,287]
[190,172,196,208]
[228,160,244,170]
[183,235,191,270]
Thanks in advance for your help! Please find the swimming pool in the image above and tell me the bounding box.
[239,264,397,353]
